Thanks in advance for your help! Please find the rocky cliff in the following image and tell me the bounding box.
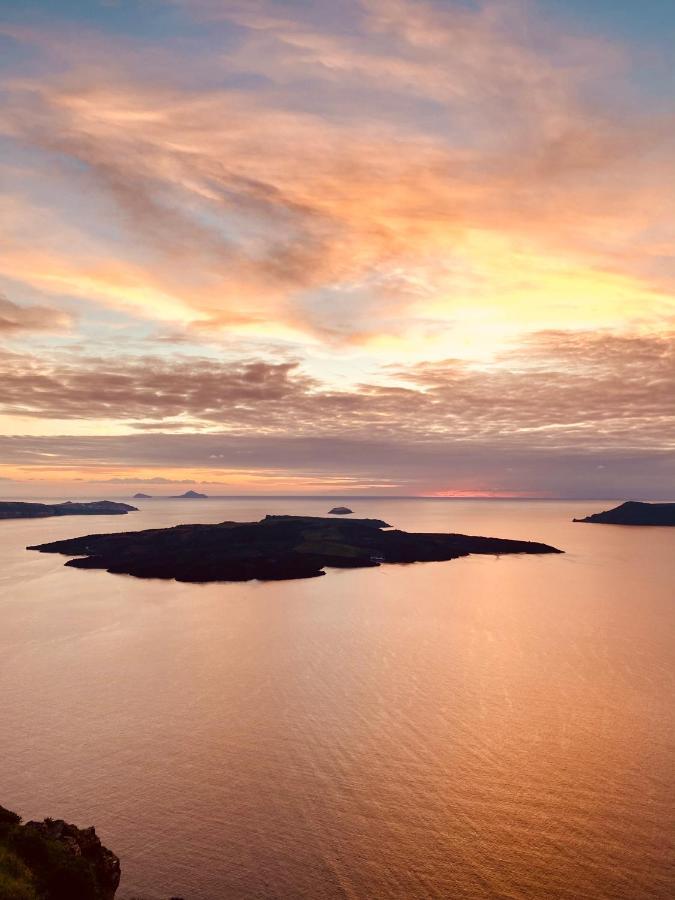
[0,805,120,899]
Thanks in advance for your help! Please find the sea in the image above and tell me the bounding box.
[0,497,673,899]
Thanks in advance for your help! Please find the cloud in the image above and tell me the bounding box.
[0,1,673,497]
[0,1,672,347]
[0,329,672,455]
[391,329,675,449]
[0,293,73,333]
[86,476,211,484]
[0,352,313,424]
[0,430,673,498]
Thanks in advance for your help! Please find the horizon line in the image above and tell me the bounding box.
[4,494,670,503]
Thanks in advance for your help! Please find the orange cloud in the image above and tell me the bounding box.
[0,328,672,453]
[0,292,73,333]
[0,2,672,355]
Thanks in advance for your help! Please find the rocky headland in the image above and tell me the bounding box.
[28,514,562,584]
[0,501,137,521]
[0,805,120,900]
[573,500,675,526]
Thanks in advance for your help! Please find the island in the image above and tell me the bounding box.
[169,490,207,499]
[328,506,353,515]
[28,514,562,584]
[0,804,120,900]
[573,500,675,526]
[133,492,152,499]
[0,500,137,521]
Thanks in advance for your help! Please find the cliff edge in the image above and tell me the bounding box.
[0,805,120,899]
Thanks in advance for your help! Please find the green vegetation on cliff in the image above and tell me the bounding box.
[0,806,119,900]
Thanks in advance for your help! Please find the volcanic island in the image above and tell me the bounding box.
[28,514,562,584]
[573,500,675,526]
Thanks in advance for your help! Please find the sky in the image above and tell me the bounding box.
[0,0,673,498]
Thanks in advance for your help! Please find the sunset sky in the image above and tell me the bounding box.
[0,0,673,497]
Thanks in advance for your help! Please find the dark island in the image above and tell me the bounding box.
[0,500,137,521]
[573,500,675,526]
[133,492,152,499]
[169,490,207,499]
[0,804,120,900]
[328,506,353,515]
[28,514,562,584]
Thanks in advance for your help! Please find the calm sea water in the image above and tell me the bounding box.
[0,498,673,899]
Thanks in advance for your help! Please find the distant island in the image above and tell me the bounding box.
[169,490,207,499]
[28,514,561,584]
[573,500,675,526]
[328,506,353,515]
[0,804,120,900]
[0,500,137,521]
[133,491,207,499]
